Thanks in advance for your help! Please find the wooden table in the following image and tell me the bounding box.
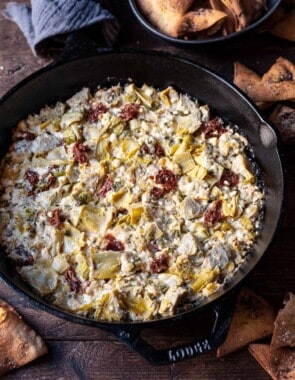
[0,1,294,378]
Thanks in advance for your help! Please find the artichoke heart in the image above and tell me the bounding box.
[111,189,131,208]
[191,269,219,293]
[80,206,112,233]
[232,154,254,182]
[92,250,121,280]
[160,87,172,107]
[121,138,139,159]
[174,152,196,173]
[20,265,58,296]
[61,112,83,128]
[222,195,238,218]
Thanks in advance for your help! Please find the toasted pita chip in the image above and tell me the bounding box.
[217,288,275,357]
[234,61,262,100]
[136,0,194,37]
[248,344,295,380]
[271,293,295,349]
[177,9,227,38]
[270,11,295,42]
[234,60,295,102]
[269,105,295,143]
[221,0,247,30]
[210,0,236,34]
[0,300,48,376]
[262,57,295,84]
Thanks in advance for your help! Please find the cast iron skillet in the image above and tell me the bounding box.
[0,49,283,364]
[129,0,282,45]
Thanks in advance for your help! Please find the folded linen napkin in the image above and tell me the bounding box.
[3,0,119,56]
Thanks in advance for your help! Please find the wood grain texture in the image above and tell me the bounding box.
[0,0,294,378]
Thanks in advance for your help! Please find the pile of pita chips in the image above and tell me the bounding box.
[248,293,295,380]
[217,288,276,357]
[136,0,268,39]
[217,290,295,380]
[234,57,295,143]
[0,300,48,376]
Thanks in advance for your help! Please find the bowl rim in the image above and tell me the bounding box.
[128,0,282,45]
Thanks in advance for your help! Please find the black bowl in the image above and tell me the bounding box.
[129,0,282,45]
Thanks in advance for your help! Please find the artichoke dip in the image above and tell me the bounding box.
[0,83,264,321]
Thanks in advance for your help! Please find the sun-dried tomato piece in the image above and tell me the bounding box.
[204,200,223,227]
[22,131,36,141]
[150,253,169,274]
[140,143,150,155]
[151,186,167,198]
[121,103,140,121]
[24,170,39,194]
[97,176,113,199]
[219,169,239,187]
[154,142,165,157]
[48,208,64,228]
[73,141,89,164]
[13,245,34,266]
[40,171,57,192]
[66,266,82,294]
[87,102,108,123]
[155,168,178,192]
[203,118,226,139]
[103,234,125,251]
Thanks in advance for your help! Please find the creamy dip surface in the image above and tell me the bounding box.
[0,84,264,321]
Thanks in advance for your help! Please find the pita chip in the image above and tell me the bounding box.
[269,105,295,143]
[248,344,295,380]
[136,0,194,37]
[0,300,48,376]
[210,0,236,35]
[271,293,295,350]
[221,0,247,30]
[217,288,275,357]
[177,9,227,38]
[233,62,262,101]
[234,59,295,102]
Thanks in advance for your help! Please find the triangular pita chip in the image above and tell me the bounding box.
[210,0,236,34]
[262,57,295,84]
[271,293,295,349]
[217,288,275,357]
[221,0,247,30]
[177,9,227,38]
[136,0,194,37]
[248,344,295,380]
[234,61,262,100]
[0,299,48,376]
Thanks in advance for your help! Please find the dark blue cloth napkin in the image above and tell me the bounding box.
[3,0,119,56]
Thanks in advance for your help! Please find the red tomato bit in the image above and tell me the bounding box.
[219,169,239,187]
[24,170,39,194]
[154,142,165,157]
[121,103,140,121]
[204,200,223,227]
[203,118,226,139]
[48,208,64,228]
[66,266,82,294]
[73,141,89,164]
[103,234,125,251]
[87,102,108,123]
[151,187,167,198]
[150,253,169,274]
[22,131,36,141]
[155,168,178,191]
[97,176,113,199]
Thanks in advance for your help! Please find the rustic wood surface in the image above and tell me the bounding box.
[0,0,294,379]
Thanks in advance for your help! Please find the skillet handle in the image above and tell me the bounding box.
[111,288,239,365]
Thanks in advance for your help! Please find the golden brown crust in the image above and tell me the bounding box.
[216,288,275,357]
[0,299,48,376]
